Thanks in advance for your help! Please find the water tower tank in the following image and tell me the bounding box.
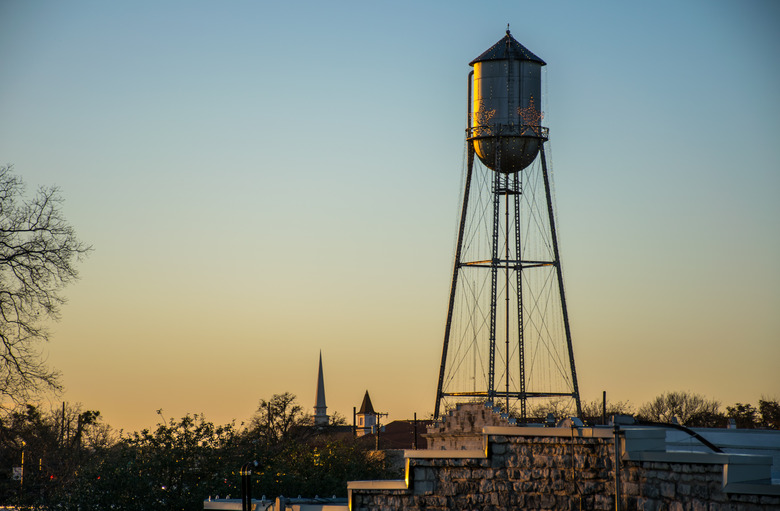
[470,31,546,173]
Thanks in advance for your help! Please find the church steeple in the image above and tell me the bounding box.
[313,351,329,426]
[355,390,377,437]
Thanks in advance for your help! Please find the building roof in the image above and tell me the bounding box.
[469,30,546,66]
[358,391,375,415]
[378,419,435,450]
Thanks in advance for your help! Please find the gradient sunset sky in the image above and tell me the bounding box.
[1,0,778,432]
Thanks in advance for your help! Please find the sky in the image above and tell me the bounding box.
[0,0,778,433]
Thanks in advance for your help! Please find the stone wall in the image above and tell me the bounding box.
[350,430,780,511]
[424,402,514,451]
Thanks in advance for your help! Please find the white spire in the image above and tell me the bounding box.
[314,351,329,426]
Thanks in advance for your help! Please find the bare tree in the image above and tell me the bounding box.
[0,165,90,403]
[581,399,635,424]
[526,398,581,422]
[525,397,634,424]
[637,391,723,426]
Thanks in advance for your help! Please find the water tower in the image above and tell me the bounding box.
[434,30,582,421]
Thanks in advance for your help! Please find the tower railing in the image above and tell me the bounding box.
[467,124,549,140]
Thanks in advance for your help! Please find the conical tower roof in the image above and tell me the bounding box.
[315,351,326,411]
[358,390,375,415]
[469,30,546,66]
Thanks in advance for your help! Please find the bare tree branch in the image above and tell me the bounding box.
[0,165,91,405]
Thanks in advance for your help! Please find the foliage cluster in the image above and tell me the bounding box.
[0,393,776,510]
[0,170,391,509]
[0,394,392,510]
[636,392,780,429]
[529,391,780,429]
[725,399,780,429]
[527,398,636,424]
[637,391,722,426]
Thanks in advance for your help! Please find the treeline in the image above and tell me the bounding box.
[635,392,780,428]
[0,393,391,511]
[0,391,777,510]
[531,391,780,429]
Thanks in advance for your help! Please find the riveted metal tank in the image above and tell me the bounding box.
[469,31,547,173]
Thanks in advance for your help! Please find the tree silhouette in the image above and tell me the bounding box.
[0,165,90,403]
[637,391,724,427]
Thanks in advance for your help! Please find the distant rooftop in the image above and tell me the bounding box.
[358,390,375,415]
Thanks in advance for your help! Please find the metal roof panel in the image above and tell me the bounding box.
[470,30,546,66]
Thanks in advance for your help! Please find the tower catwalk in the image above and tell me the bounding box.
[434,31,581,421]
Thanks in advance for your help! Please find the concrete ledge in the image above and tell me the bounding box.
[723,455,774,486]
[204,501,247,510]
[625,451,772,466]
[347,480,407,490]
[688,428,780,449]
[483,426,614,438]
[622,428,666,452]
[204,499,348,511]
[403,449,486,459]
[626,450,727,464]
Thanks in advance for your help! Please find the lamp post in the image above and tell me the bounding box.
[20,440,25,487]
